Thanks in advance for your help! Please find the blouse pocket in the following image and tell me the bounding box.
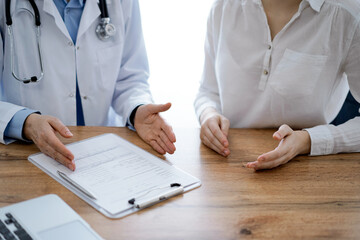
[269,49,328,99]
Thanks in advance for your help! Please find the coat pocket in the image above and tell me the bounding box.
[96,44,123,89]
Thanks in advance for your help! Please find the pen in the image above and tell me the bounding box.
[134,186,184,209]
[57,170,97,200]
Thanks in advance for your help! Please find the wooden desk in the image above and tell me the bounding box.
[1,127,360,239]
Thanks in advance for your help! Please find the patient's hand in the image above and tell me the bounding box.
[199,108,230,157]
[246,124,311,170]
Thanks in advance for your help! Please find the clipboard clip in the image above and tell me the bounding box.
[128,183,183,209]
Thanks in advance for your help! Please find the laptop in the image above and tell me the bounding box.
[0,194,103,240]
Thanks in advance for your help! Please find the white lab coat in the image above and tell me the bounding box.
[0,0,153,144]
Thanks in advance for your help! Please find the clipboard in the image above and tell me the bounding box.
[28,133,201,219]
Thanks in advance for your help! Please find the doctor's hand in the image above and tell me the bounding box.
[246,124,311,170]
[23,114,75,171]
[134,103,176,155]
[199,107,230,157]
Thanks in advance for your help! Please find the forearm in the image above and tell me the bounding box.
[194,89,221,122]
[305,116,360,155]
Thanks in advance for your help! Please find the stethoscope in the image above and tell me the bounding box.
[5,0,116,84]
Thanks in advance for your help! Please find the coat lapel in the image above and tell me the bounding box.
[76,0,101,43]
[42,0,72,41]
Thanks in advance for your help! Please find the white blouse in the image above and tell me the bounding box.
[194,0,360,155]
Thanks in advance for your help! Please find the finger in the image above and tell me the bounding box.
[273,124,293,140]
[53,150,76,171]
[202,135,223,155]
[48,118,73,138]
[149,140,166,155]
[41,144,75,171]
[161,123,176,143]
[147,103,172,114]
[248,153,292,170]
[202,135,229,156]
[208,121,229,148]
[204,127,227,152]
[45,131,74,160]
[155,136,173,154]
[159,131,176,154]
[257,140,286,163]
[220,117,230,137]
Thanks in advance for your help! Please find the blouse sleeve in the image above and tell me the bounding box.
[194,0,223,120]
[305,20,360,155]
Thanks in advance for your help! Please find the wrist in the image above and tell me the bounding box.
[130,105,143,127]
[200,107,219,125]
[298,130,311,155]
[23,113,40,140]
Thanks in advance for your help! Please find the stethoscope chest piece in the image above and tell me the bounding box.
[96,18,116,41]
[96,0,116,41]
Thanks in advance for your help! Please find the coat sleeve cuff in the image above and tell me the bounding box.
[125,100,152,130]
[4,109,39,142]
[0,104,26,144]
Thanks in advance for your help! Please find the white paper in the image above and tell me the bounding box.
[28,134,200,216]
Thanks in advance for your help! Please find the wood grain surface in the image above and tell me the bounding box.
[1,126,360,239]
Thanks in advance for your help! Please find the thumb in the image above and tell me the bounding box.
[147,103,172,114]
[219,116,230,137]
[273,124,293,141]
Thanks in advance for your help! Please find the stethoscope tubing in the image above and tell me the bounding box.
[6,0,43,83]
[5,0,41,26]
[4,0,113,84]
[98,0,109,18]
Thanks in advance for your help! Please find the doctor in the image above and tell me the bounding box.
[0,0,176,171]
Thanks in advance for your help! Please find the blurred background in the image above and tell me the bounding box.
[139,0,213,128]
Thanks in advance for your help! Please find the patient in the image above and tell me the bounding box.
[194,0,360,170]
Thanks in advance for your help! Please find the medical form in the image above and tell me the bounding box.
[28,134,201,218]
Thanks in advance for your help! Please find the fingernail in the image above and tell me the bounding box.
[247,163,256,168]
[68,164,74,171]
[274,133,281,139]
[65,129,73,137]
[224,149,229,155]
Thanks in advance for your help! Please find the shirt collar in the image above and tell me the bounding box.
[305,0,325,12]
[62,0,85,8]
[252,0,325,13]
